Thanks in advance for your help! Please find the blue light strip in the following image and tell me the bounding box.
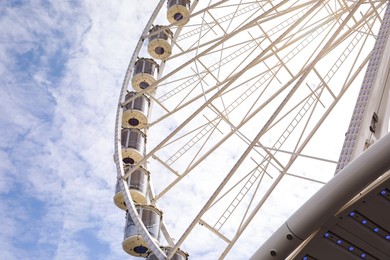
[322,231,376,259]
[301,254,317,260]
[379,188,390,202]
[349,210,390,242]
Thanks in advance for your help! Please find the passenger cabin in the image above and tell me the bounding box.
[132,58,159,92]
[113,166,149,210]
[147,25,173,60]
[121,128,145,165]
[122,92,150,129]
[122,205,162,257]
[167,0,191,25]
[113,179,126,210]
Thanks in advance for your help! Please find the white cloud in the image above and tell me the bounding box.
[0,0,159,259]
[1,1,384,260]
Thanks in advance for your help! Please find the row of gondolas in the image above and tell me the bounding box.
[114,0,191,259]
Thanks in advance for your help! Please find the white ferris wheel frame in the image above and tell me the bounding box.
[114,1,390,259]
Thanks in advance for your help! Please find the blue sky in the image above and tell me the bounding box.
[0,1,157,259]
[2,1,388,260]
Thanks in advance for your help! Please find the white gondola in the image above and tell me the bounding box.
[147,246,189,260]
[125,165,149,205]
[131,58,159,92]
[122,92,150,129]
[147,25,173,60]
[113,179,127,210]
[121,128,145,165]
[113,166,149,210]
[122,205,162,257]
[167,0,191,25]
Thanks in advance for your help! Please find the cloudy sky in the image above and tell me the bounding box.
[0,1,158,259]
[0,1,313,259]
[2,1,388,260]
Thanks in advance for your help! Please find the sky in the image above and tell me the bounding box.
[0,1,157,259]
[0,1,313,259]
[1,1,388,260]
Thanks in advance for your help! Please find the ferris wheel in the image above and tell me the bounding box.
[113,0,390,259]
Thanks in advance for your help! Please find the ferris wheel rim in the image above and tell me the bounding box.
[114,1,389,259]
[113,0,169,258]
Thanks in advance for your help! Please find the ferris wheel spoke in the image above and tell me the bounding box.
[198,218,232,244]
[191,2,372,256]
[266,26,371,141]
[152,10,338,120]
[175,1,267,45]
[152,1,293,86]
[114,0,389,259]
[212,165,270,232]
[148,34,316,167]
[216,70,366,258]
[206,91,324,236]
[152,73,312,191]
[166,16,337,118]
[164,4,339,256]
[286,53,371,173]
[151,11,336,133]
[284,171,328,185]
[209,163,274,210]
